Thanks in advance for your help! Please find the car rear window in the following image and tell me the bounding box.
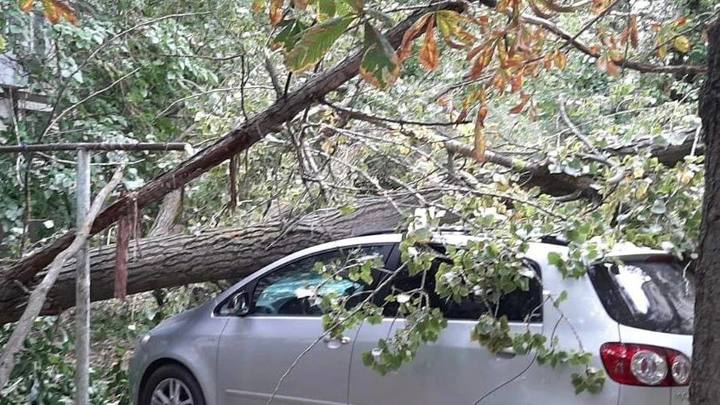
[588,258,694,335]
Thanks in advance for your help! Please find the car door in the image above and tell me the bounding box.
[349,244,547,405]
[216,243,392,405]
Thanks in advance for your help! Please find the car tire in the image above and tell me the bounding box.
[139,364,206,405]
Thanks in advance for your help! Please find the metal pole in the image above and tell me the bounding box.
[74,149,91,405]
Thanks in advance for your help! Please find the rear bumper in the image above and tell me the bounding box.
[618,386,671,405]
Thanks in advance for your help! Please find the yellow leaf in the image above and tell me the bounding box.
[419,18,439,71]
[608,48,623,62]
[473,109,487,162]
[674,35,690,53]
[555,51,567,70]
[20,0,33,12]
[657,45,667,59]
[252,0,264,13]
[676,169,693,185]
[635,182,648,199]
[42,0,59,24]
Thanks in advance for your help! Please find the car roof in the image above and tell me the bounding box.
[269,232,668,267]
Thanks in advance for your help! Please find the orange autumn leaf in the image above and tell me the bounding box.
[419,18,439,71]
[397,14,431,62]
[20,0,33,12]
[477,103,488,127]
[473,108,487,162]
[42,0,59,24]
[555,51,568,70]
[596,55,608,72]
[629,15,639,48]
[54,0,77,25]
[492,72,507,94]
[270,0,284,26]
[606,60,621,76]
[510,72,524,92]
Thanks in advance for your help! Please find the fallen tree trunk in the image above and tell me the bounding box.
[0,0,474,301]
[0,194,425,324]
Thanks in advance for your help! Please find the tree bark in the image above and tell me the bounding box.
[0,194,429,325]
[690,21,720,405]
[148,189,183,237]
[0,0,470,302]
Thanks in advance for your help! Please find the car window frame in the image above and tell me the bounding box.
[214,243,394,318]
[379,243,544,324]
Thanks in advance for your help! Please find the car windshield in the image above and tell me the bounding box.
[588,258,694,335]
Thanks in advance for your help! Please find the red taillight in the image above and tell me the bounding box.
[600,342,691,386]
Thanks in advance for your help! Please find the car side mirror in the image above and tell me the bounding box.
[219,292,250,316]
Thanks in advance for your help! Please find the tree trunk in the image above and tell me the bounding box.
[0,194,426,325]
[690,20,720,405]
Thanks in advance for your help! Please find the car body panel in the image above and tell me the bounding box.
[217,316,354,405]
[130,305,227,405]
[349,318,545,405]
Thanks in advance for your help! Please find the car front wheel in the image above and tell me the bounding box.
[140,364,205,405]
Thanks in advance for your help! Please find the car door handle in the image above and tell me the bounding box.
[323,336,351,349]
[495,347,516,359]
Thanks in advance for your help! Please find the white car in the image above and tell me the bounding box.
[130,233,693,405]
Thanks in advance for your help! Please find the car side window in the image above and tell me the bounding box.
[251,245,389,316]
[382,247,543,323]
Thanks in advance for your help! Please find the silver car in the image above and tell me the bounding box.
[129,233,694,405]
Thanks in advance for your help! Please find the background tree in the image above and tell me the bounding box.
[691,20,720,405]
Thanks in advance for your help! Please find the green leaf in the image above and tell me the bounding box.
[547,252,563,267]
[317,0,336,21]
[0,35,6,53]
[361,351,374,366]
[272,19,309,52]
[338,203,356,215]
[285,15,354,72]
[360,22,400,90]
